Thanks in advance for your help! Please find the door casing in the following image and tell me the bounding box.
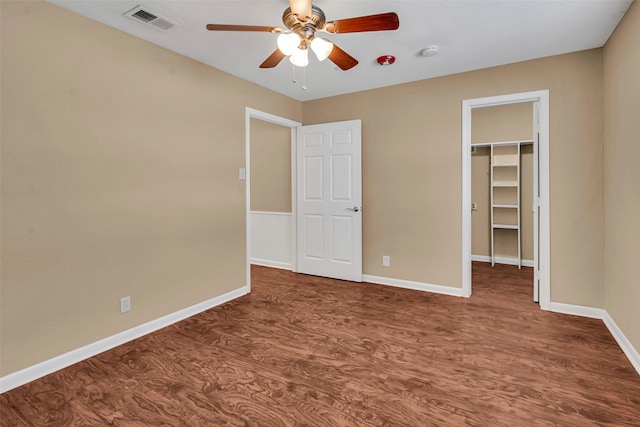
[245,108,301,291]
[461,90,550,309]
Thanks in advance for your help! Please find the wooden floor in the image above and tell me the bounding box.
[2,262,639,426]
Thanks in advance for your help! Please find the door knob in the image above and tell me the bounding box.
[346,206,360,212]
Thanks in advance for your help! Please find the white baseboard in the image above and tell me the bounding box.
[545,301,606,319]
[3,281,638,393]
[602,312,640,375]
[545,301,639,376]
[471,254,534,267]
[0,285,249,394]
[363,274,466,298]
[250,258,292,270]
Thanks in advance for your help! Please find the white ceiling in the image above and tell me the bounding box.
[50,0,632,101]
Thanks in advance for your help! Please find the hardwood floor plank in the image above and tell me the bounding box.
[2,262,639,426]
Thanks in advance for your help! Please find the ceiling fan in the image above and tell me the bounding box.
[206,0,399,70]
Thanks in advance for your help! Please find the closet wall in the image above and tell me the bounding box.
[471,103,534,265]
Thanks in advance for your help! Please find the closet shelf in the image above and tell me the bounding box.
[472,139,534,147]
[493,224,519,230]
[490,142,521,268]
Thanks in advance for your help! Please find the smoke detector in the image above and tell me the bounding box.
[377,55,396,66]
[420,47,439,57]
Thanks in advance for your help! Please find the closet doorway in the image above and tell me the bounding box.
[471,104,534,267]
[461,91,550,309]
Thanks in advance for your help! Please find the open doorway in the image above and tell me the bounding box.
[471,104,535,268]
[462,90,550,309]
[470,102,535,302]
[249,118,294,270]
[246,109,364,288]
[245,108,301,291]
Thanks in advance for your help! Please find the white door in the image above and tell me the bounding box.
[296,120,362,282]
[533,102,540,302]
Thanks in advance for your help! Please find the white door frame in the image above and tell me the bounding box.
[245,108,301,291]
[461,90,550,310]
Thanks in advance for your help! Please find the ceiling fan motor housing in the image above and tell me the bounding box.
[282,5,327,46]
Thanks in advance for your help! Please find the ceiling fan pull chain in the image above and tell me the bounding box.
[302,66,307,91]
[291,63,297,84]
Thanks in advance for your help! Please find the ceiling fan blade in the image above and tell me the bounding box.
[325,12,399,34]
[327,43,358,71]
[259,49,287,68]
[206,24,280,33]
[288,0,312,20]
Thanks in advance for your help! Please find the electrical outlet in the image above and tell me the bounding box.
[382,255,390,267]
[120,296,131,313]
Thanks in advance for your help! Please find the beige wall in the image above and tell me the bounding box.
[250,119,292,212]
[0,1,301,376]
[472,103,533,144]
[603,2,640,354]
[471,104,534,261]
[303,49,604,307]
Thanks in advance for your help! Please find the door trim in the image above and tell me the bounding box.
[245,108,301,291]
[461,90,550,310]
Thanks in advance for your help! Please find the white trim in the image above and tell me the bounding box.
[249,258,293,270]
[3,285,638,392]
[245,108,301,128]
[546,302,606,319]
[545,303,640,376]
[462,90,550,308]
[0,285,249,394]
[249,210,292,217]
[471,255,534,267]
[290,126,298,273]
[245,108,301,291]
[462,100,472,297]
[363,275,466,298]
[602,312,640,375]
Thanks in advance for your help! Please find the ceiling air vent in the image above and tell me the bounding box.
[124,6,177,32]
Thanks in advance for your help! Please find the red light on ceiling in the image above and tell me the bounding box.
[377,55,396,66]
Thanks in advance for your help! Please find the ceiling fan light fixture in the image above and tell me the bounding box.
[289,47,309,67]
[310,37,334,61]
[277,32,301,56]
